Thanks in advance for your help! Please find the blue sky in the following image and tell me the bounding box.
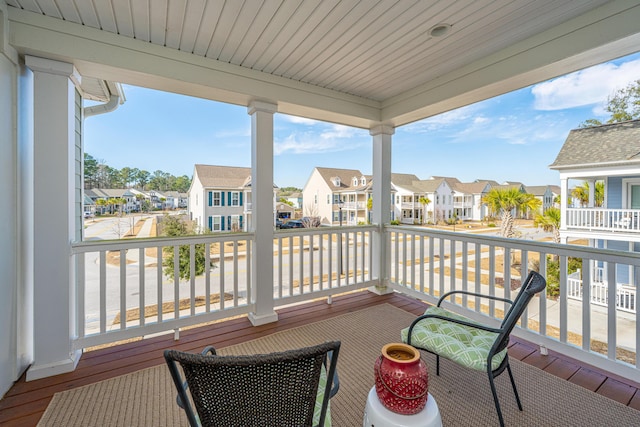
[84,52,640,189]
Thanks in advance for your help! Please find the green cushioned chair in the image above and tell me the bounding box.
[402,271,546,427]
[164,341,340,427]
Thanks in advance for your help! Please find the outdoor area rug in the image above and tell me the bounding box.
[38,303,639,426]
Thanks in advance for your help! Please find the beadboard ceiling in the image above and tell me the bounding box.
[5,0,640,127]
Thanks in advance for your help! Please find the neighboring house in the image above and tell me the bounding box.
[526,185,555,214]
[163,191,188,209]
[85,188,137,214]
[188,164,278,232]
[550,120,640,303]
[284,192,303,209]
[83,194,96,216]
[302,167,373,225]
[413,177,456,224]
[276,202,295,220]
[455,180,493,221]
[391,173,423,224]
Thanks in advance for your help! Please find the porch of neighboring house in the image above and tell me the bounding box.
[1,290,639,426]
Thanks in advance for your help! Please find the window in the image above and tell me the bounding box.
[352,177,358,186]
[213,191,222,206]
[231,192,240,206]
[211,216,221,231]
[361,177,366,186]
[396,195,400,204]
[436,195,440,204]
[314,194,318,204]
[327,194,330,204]
[230,215,240,231]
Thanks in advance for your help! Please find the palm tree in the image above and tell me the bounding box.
[534,207,561,244]
[571,181,604,207]
[482,188,541,238]
[418,196,431,224]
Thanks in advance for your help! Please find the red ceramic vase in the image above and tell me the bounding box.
[374,343,429,415]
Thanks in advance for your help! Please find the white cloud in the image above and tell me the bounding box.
[531,59,640,111]
[282,115,320,125]
[403,105,480,133]
[274,133,359,155]
[320,124,361,139]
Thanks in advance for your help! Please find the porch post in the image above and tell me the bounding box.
[370,124,394,294]
[587,179,595,207]
[25,56,81,380]
[247,100,278,325]
[560,177,568,244]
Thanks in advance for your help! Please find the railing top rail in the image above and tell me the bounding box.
[385,224,640,265]
[276,224,377,237]
[71,232,255,253]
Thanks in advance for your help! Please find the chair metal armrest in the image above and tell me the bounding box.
[437,290,513,307]
[407,313,503,347]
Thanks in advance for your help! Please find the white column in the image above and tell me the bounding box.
[25,56,81,380]
[247,101,278,326]
[587,179,596,207]
[559,177,568,244]
[370,125,394,294]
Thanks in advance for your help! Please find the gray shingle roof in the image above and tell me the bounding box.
[315,167,371,191]
[194,164,252,188]
[550,120,640,169]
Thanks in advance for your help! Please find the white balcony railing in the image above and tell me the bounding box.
[567,269,636,313]
[386,226,640,382]
[566,208,640,232]
[71,225,374,349]
[72,224,640,382]
[340,201,366,209]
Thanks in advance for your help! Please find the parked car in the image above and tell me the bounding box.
[83,211,94,219]
[280,220,304,229]
[275,218,283,229]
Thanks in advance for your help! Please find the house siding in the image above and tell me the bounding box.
[607,177,623,209]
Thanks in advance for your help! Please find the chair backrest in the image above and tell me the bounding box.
[494,271,546,353]
[164,341,340,427]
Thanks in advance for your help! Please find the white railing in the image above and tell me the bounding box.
[341,201,366,209]
[72,233,254,349]
[566,208,640,232]
[72,223,639,382]
[72,225,375,349]
[273,225,375,306]
[385,225,640,382]
[567,269,636,313]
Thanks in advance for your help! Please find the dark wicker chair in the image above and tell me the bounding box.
[164,341,341,427]
[402,270,546,427]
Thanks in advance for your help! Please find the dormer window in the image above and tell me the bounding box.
[352,177,358,186]
[361,176,366,186]
[332,177,341,187]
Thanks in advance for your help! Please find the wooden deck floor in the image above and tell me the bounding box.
[1,290,639,426]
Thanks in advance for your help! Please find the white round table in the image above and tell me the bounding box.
[363,386,442,427]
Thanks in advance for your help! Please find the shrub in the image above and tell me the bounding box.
[534,256,582,298]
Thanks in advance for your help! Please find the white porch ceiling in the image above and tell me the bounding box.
[5,0,640,128]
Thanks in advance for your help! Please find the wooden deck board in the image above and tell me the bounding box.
[0,290,638,426]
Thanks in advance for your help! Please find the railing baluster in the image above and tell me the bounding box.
[156,246,162,323]
[582,260,592,351]
[173,245,179,319]
[100,250,106,333]
[120,249,126,330]
[139,247,145,326]
[205,242,211,312]
[607,264,617,360]
[190,244,195,316]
